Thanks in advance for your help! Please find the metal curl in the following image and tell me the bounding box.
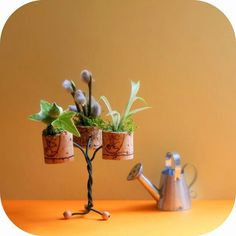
[65,138,107,219]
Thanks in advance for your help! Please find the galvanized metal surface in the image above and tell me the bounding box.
[127,152,197,211]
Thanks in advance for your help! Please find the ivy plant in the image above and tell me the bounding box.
[29,100,80,137]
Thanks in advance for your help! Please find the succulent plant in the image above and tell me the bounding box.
[100,81,150,133]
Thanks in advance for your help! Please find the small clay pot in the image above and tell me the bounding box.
[73,126,102,149]
[102,131,134,160]
[42,131,74,164]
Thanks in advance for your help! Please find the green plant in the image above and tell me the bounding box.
[62,69,103,127]
[100,81,150,133]
[29,100,80,137]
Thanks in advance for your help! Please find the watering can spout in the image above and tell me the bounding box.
[127,163,160,202]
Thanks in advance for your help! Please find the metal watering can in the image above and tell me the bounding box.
[127,152,197,211]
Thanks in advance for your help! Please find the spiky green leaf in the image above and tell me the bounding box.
[107,111,121,130]
[123,81,140,119]
[133,96,147,104]
[100,96,117,126]
[127,107,151,118]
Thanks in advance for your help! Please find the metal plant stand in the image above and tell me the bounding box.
[63,137,110,220]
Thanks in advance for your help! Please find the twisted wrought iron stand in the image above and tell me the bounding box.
[63,137,110,220]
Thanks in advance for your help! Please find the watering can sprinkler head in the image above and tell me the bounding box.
[127,163,143,181]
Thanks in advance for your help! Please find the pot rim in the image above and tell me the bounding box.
[42,130,70,137]
[102,130,133,135]
[76,125,100,129]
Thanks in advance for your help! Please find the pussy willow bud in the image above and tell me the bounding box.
[74,90,87,106]
[91,101,101,117]
[62,80,74,93]
[81,69,92,84]
[68,105,78,112]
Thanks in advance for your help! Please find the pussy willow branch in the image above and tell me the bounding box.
[88,78,92,116]
[82,105,87,117]
[71,92,81,113]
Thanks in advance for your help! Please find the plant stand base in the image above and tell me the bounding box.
[63,138,110,221]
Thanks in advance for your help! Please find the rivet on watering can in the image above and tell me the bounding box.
[127,163,160,201]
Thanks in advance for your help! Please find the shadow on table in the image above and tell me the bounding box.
[111,201,159,213]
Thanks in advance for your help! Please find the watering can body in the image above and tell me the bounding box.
[158,169,191,211]
[127,152,197,211]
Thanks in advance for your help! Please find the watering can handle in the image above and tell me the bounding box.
[182,163,198,189]
[165,152,181,180]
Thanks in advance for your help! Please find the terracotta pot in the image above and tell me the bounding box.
[42,131,74,164]
[102,131,134,160]
[73,126,102,149]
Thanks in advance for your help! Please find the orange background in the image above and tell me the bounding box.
[0,0,235,200]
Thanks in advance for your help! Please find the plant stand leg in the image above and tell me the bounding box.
[63,138,110,221]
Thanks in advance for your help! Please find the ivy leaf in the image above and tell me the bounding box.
[29,113,44,122]
[40,100,52,115]
[52,111,80,137]
[29,100,52,123]
[29,100,57,125]
[48,103,63,118]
